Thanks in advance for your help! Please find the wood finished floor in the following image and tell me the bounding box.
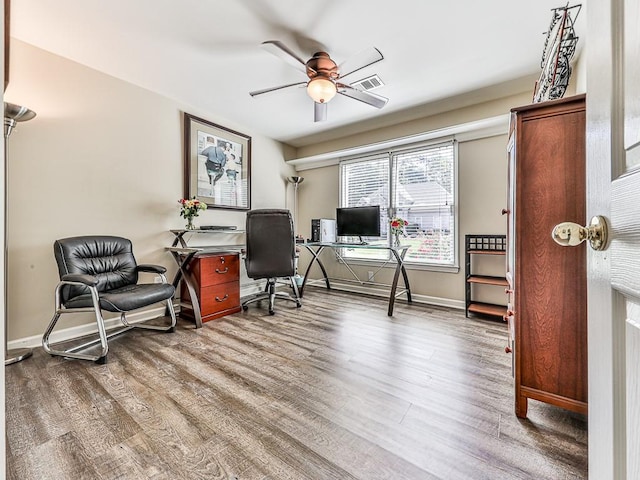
[5,288,587,480]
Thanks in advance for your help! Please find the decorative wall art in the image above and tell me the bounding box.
[5,0,10,89]
[532,4,582,103]
[183,113,251,211]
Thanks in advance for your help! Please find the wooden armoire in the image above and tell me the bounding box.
[505,94,587,418]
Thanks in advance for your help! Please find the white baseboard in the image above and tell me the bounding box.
[8,304,176,350]
[304,281,464,310]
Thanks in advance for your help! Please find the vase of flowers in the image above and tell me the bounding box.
[178,196,207,230]
[389,216,408,247]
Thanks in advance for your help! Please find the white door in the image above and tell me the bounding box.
[586,0,640,478]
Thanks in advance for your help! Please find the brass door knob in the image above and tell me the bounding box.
[552,215,608,251]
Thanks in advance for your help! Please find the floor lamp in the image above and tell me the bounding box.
[4,102,36,365]
[287,176,304,283]
[287,176,304,236]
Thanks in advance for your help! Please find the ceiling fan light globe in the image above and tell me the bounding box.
[307,77,337,104]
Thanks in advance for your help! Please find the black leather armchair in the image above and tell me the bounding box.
[241,209,301,315]
[42,236,177,363]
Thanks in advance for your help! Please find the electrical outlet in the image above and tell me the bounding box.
[368,271,374,281]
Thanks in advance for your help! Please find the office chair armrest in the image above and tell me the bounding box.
[136,264,167,274]
[60,273,99,286]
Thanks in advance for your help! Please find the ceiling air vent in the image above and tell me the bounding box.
[350,74,385,91]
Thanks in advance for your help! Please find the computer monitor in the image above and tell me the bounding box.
[336,205,381,239]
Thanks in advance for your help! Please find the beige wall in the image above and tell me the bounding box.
[5,40,296,343]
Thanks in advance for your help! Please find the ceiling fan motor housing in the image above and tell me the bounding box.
[305,52,339,80]
[305,52,339,104]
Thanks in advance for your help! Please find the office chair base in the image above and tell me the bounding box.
[241,278,301,314]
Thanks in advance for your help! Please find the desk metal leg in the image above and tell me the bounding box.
[300,246,330,297]
[401,264,412,303]
[388,265,401,316]
[169,251,203,328]
[388,249,412,316]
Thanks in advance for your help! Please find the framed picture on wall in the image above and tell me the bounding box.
[183,112,251,211]
[5,0,10,90]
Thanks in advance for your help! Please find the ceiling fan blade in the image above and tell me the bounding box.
[262,40,308,73]
[338,47,384,79]
[249,81,307,97]
[337,83,388,109]
[314,102,328,122]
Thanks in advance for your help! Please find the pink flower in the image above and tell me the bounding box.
[178,196,207,219]
[390,217,408,235]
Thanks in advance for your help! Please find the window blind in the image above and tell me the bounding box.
[339,141,457,267]
[392,142,455,265]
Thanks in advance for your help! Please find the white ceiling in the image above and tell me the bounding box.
[9,0,586,148]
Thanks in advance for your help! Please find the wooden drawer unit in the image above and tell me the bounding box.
[180,252,241,324]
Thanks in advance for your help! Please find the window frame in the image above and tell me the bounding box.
[338,139,459,272]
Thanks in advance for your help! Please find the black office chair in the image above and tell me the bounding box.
[241,209,301,315]
[42,235,177,363]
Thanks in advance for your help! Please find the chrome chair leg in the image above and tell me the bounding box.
[42,284,111,362]
[43,282,177,363]
[289,277,302,307]
[120,297,176,332]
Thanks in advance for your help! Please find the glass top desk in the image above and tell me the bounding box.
[299,242,412,316]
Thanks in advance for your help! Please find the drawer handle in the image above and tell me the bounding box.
[505,346,512,354]
[215,294,229,302]
[501,208,510,215]
[505,288,513,294]
[215,267,229,274]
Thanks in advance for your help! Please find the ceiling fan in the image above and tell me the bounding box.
[249,40,389,122]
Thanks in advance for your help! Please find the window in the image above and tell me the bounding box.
[339,140,457,268]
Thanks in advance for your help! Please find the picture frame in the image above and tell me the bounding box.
[183,112,251,211]
[5,0,10,90]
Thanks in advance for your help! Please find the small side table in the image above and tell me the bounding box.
[167,229,244,328]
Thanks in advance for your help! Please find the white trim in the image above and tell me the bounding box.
[14,280,288,350]
[8,304,177,350]
[289,114,509,171]
[305,283,464,310]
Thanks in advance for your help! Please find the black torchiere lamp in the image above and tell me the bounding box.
[4,102,36,365]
